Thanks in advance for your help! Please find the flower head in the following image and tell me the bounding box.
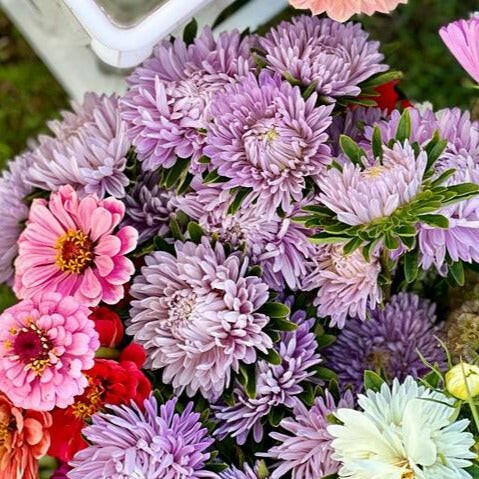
[27,93,130,198]
[220,464,257,479]
[259,16,387,98]
[262,390,354,479]
[325,293,446,393]
[329,377,475,479]
[214,307,321,444]
[289,0,407,22]
[0,393,52,479]
[0,293,99,411]
[0,153,34,284]
[440,17,479,84]
[446,299,479,362]
[446,362,479,401]
[68,396,216,479]
[205,72,333,213]
[304,244,382,327]
[89,306,124,348]
[14,185,138,306]
[127,239,272,399]
[120,28,255,173]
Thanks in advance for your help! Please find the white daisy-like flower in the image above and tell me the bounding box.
[328,376,475,479]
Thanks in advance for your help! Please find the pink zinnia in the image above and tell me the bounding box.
[14,185,138,306]
[440,17,479,84]
[0,293,99,411]
[290,0,407,22]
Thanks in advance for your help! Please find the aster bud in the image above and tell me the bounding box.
[445,362,479,400]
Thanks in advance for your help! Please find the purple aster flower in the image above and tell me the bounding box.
[214,307,322,444]
[0,153,33,284]
[220,464,257,479]
[175,180,315,290]
[120,28,255,173]
[68,396,216,479]
[204,72,333,214]
[127,238,272,400]
[317,141,426,226]
[122,170,176,245]
[259,16,388,99]
[304,244,382,327]
[260,390,354,479]
[325,293,446,393]
[26,93,130,198]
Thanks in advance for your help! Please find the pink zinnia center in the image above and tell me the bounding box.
[55,229,94,274]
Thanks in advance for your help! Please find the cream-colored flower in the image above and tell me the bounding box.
[328,377,475,479]
[446,363,479,401]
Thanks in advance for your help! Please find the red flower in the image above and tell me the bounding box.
[364,80,412,113]
[48,358,151,462]
[90,306,124,348]
[119,342,147,368]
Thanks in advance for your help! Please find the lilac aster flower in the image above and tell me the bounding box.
[0,153,34,284]
[205,72,333,213]
[214,307,321,444]
[68,396,216,479]
[122,171,176,244]
[127,239,272,400]
[304,244,382,327]
[220,464,257,479]
[325,293,446,393]
[261,390,354,479]
[175,180,315,290]
[259,16,388,99]
[120,28,255,173]
[26,93,130,198]
[317,141,426,226]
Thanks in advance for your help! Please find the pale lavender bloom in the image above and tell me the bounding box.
[0,154,34,284]
[220,464,257,479]
[26,93,130,198]
[68,396,216,479]
[325,293,446,393]
[122,171,176,244]
[120,28,255,173]
[127,239,272,400]
[261,390,354,479]
[205,72,333,214]
[304,244,382,327]
[440,17,479,84]
[214,308,321,444]
[175,180,315,290]
[259,16,388,99]
[317,141,426,226]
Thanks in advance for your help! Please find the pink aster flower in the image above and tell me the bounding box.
[289,0,406,22]
[440,16,479,84]
[304,244,382,327]
[14,185,138,306]
[0,293,99,411]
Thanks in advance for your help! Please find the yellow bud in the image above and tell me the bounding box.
[445,362,479,400]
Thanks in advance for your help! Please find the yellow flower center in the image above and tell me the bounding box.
[362,165,386,179]
[70,379,104,420]
[0,421,9,446]
[55,229,94,274]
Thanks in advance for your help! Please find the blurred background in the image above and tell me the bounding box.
[0,0,478,308]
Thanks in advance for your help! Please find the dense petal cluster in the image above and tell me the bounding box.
[127,239,272,399]
[27,93,130,198]
[220,464,257,479]
[68,396,215,479]
[120,28,255,172]
[214,307,321,444]
[329,377,475,479]
[325,293,446,392]
[14,185,138,306]
[0,293,99,411]
[259,16,387,98]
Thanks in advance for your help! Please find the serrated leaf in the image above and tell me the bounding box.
[260,302,290,318]
[395,108,411,143]
[404,248,419,283]
[418,214,449,228]
[364,370,385,392]
[183,18,198,44]
[340,135,366,166]
[227,187,252,215]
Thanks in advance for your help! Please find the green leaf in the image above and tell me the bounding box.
[343,236,363,255]
[316,334,336,349]
[448,260,465,286]
[384,232,399,250]
[339,135,366,166]
[267,316,298,332]
[430,168,456,187]
[372,125,383,160]
[239,363,257,399]
[268,406,286,427]
[316,366,338,382]
[182,18,198,44]
[418,214,449,228]
[302,81,318,100]
[169,217,184,240]
[465,463,479,478]
[187,222,204,243]
[164,157,190,188]
[395,108,411,143]
[259,348,282,365]
[260,302,290,318]
[198,155,210,164]
[360,70,403,88]
[364,370,385,392]
[203,168,228,184]
[404,248,419,283]
[227,187,252,215]
[425,131,448,171]
[310,232,349,244]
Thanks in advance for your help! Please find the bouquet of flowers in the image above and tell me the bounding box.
[2,1,479,478]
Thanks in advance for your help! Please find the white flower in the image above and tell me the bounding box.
[328,377,475,479]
